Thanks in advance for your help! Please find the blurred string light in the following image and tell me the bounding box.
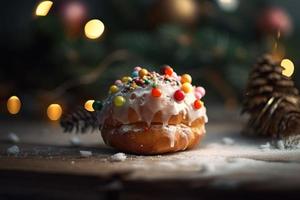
[281,58,294,77]
[217,0,239,12]
[170,0,198,23]
[7,96,21,115]
[84,19,105,39]
[84,100,95,112]
[47,104,62,121]
[35,1,53,16]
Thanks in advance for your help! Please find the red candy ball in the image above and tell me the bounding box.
[174,90,185,101]
[194,100,202,110]
[151,88,162,97]
[161,65,173,76]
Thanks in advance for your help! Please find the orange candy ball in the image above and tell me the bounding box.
[151,88,162,97]
[139,68,148,78]
[181,82,193,93]
[194,100,203,110]
[181,74,192,84]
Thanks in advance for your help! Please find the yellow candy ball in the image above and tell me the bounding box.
[181,74,192,84]
[122,76,132,83]
[139,68,148,78]
[114,96,126,107]
[109,85,119,93]
[181,82,193,93]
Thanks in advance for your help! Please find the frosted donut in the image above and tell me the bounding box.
[97,66,208,155]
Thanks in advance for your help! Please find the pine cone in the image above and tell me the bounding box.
[60,107,99,133]
[242,54,300,139]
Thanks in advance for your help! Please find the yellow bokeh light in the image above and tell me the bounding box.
[84,100,95,112]
[281,58,294,77]
[84,19,105,39]
[35,1,53,16]
[7,96,21,115]
[47,104,62,121]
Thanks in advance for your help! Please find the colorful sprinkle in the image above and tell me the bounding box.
[134,66,142,71]
[193,100,203,110]
[195,92,203,99]
[181,82,193,93]
[174,90,185,101]
[92,100,103,111]
[131,71,139,77]
[196,86,206,97]
[139,68,148,78]
[181,74,192,84]
[115,80,122,86]
[109,85,119,93]
[122,76,132,83]
[114,96,126,107]
[151,88,162,97]
[144,79,151,84]
[163,66,173,76]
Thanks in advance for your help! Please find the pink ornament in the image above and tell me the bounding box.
[257,7,293,36]
[196,87,205,97]
[134,66,142,71]
[60,1,87,36]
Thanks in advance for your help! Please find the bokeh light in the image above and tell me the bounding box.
[7,96,21,115]
[84,100,95,112]
[35,1,53,16]
[281,58,294,77]
[84,19,105,39]
[47,104,62,121]
[217,0,239,12]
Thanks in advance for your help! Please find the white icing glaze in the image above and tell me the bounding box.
[98,70,208,129]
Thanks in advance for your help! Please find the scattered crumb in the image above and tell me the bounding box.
[284,135,300,149]
[71,160,75,164]
[7,145,20,155]
[79,150,92,157]
[222,137,235,145]
[110,152,127,162]
[7,132,20,143]
[259,142,271,150]
[70,136,81,146]
[276,140,285,150]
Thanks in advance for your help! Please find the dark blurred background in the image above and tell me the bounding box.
[1,0,300,121]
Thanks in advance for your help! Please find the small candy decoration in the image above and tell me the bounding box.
[151,88,162,97]
[139,68,148,78]
[122,76,132,83]
[195,92,202,99]
[181,74,192,84]
[131,71,139,77]
[161,65,173,76]
[114,96,126,107]
[92,100,103,111]
[193,100,203,110]
[195,86,206,98]
[109,85,119,93]
[115,80,122,86]
[134,66,142,71]
[174,90,185,101]
[181,82,193,93]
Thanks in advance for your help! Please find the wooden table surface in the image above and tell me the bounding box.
[1,116,300,200]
